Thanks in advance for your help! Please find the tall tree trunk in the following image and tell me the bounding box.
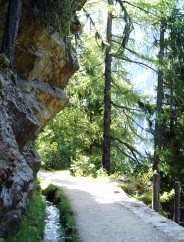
[169,24,176,157]
[169,84,175,152]
[102,0,113,175]
[1,0,22,68]
[153,20,165,171]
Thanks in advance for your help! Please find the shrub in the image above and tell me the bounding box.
[120,168,153,206]
[70,155,98,177]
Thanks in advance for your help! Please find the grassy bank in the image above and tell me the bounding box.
[6,190,46,242]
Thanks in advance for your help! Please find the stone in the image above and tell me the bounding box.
[0,0,86,237]
[4,210,22,236]
[14,8,79,89]
[17,78,69,131]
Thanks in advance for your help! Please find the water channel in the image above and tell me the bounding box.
[43,202,64,242]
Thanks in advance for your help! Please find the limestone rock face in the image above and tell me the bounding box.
[15,21,79,89]
[17,78,69,132]
[0,0,85,237]
[0,74,39,236]
[14,6,79,89]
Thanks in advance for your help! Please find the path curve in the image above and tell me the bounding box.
[39,171,184,242]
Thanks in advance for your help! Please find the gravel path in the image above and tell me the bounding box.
[39,171,184,242]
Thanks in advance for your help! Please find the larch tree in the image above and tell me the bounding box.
[153,19,165,172]
[102,0,113,175]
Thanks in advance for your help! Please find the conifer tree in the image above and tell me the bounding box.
[102,0,113,175]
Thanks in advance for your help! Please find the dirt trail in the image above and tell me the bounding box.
[39,171,184,242]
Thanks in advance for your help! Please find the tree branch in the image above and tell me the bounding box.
[121,1,157,17]
[111,54,157,72]
[125,47,157,64]
[111,136,141,163]
[111,144,139,163]
[111,101,142,112]
[123,110,145,131]
[111,78,131,94]
[115,0,133,52]
[82,7,105,47]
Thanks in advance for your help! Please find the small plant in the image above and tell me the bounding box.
[0,54,10,69]
[70,155,98,178]
[160,189,174,203]
[96,168,108,177]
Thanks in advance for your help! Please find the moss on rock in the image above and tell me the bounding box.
[0,54,10,69]
[32,0,73,39]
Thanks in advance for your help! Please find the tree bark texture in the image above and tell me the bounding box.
[173,181,181,224]
[1,0,22,68]
[153,20,165,171]
[152,173,160,212]
[102,0,113,175]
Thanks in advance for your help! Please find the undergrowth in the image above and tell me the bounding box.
[6,189,46,242]
[119,168,175,218]
[120,169,153,207]
[42,184,78,242]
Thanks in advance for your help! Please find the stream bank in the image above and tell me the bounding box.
[6,184,78,242]
[6,190,46,242]
[43,202,64,242]
[42,184,78,242]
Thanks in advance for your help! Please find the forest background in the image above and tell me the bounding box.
[36,0,184,221]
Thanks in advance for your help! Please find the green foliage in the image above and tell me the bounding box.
[36,38,104,171]
[42,184,78,241]
[42,183,58,200]
[32,0,73,39]
[160,189,174,203]
[0,54,10,68]
[154,5,184,195]
[36,33,147,174]
[70,154,99,177]
[6,190,46,242]
[33,0,184,221]
[120,167,153,206]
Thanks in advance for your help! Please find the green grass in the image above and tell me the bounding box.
[6,190,46,242]
[42,184,78,242]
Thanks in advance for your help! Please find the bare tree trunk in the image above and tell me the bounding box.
[153,20,165,171]
[169,85,175,152]
[102,0,113,175]
[1,0,22,68]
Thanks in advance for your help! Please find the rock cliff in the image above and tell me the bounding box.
[0,0,86,237]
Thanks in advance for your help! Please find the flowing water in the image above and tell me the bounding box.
[43,202,64,242]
